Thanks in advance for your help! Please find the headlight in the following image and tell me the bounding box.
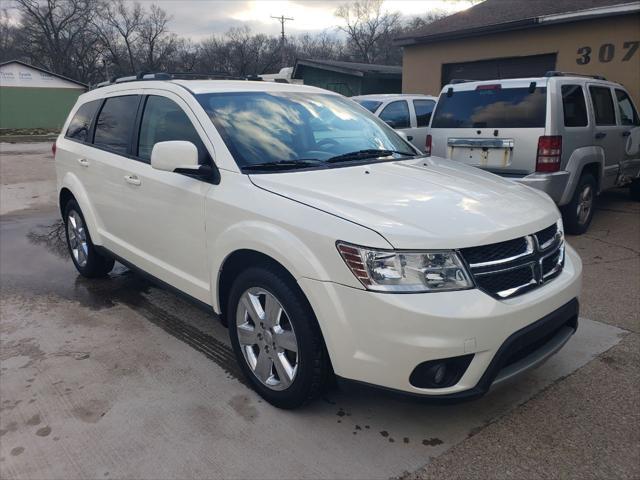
[337,242,474,293]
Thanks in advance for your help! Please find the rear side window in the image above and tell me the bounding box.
[65,100,101,142]
[588,86,616,126]
[431,87,547,128]
[615,89,640,126]
[137,96,208,163]
[356,99,382,113]
[379,101,410,128]
[561,85,588,127]
[94,95,140,154]
[413,99,435,127]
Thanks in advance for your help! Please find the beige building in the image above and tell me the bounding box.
[397,0,640,103]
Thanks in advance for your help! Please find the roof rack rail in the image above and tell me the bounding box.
[544,71,607,81]
[90,71,251,90]
[449,79,475,84]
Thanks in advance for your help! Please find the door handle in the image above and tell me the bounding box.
[622,131,631,137]
[124,174,141,186]
[595,132,607,139]
[77,158,89,167]
[407,136,414,141]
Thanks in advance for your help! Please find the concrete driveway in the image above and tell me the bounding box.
[1,142,638,479]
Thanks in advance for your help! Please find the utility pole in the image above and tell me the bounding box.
[271,14,294,68]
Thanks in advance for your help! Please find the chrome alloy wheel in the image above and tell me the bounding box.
[236,288,299,391]
[576,184,594,225]
[66,209,89,267]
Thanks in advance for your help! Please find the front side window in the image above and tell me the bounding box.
[355,99,382,113]
[65,100,101,142]
[615,89,640,126]
[561,85,588,127]
[379,101,410,129]
[94,95,140,154]
[589,86,616,126]
[413,99,435,127]
[196,92,414,169]
[431,87,547,128]
[138,96,208,163]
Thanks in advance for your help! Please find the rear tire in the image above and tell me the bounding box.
[63,200,114,278]
[562,173,597,235]
[228,266,331,409]
[630,179,640,201]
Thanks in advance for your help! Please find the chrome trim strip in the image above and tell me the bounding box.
[468,236,534,268]
[447,138,515,149]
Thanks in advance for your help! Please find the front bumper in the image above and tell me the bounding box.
[509,171,571,204]
[299,244,582,397]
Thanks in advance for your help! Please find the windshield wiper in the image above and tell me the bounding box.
[243,159,325,171]
[326,149,415,164]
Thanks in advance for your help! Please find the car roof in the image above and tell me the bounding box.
[443,76,621,92]
[353,93,436,100]
[78,79,336,102]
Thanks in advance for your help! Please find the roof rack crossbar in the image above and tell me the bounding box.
[544,71,607,81]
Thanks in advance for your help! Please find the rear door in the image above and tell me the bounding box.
[429,81,547,174]
[587,84,622,189]
[613,88,640,180]
[378,100,415,146]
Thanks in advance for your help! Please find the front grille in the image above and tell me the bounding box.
[460,222,564,299]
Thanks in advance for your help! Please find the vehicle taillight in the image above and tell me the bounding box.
[476,84,501,91]
[51,142,57,158]
[425,134,432,156]
[536,136,562,173]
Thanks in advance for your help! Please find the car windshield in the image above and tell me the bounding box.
[196,92,415,170]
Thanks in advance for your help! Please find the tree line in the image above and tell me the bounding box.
[0,0,446,85]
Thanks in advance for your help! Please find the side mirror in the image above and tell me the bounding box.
[151,141,200,173]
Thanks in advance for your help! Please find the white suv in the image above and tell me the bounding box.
[55,76,582,409]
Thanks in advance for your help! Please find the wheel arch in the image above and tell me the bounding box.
[560,146,605,205]
[58,173,103,244]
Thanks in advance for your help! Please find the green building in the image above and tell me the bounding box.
[291,59,402,97]
[0,60,87,130]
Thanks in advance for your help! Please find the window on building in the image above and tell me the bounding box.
[65,100,101,142]
[413,99,436,127]
[561,85,588,127]
[615,89,640,126]
[138,96,208,163]
[93,96,140,154]
[379,101,410,129]
[589,86,616,126]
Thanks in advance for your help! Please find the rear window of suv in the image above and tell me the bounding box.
[431,87,547,128]
[66,100,101,142]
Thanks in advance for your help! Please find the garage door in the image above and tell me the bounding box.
[441,53,557,86]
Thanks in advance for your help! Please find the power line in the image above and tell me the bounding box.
[271,15,294,67]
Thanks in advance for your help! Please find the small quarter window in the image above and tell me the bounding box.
[65,100,101,142]
[137,96,208,163]
[94,96,140,154]
[615,89,640,126]
[413,99,435,127]
[589,86,616,126]
[561,85,588,127]
[379,101,410,129]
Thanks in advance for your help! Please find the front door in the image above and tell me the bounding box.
[103,92,213,303]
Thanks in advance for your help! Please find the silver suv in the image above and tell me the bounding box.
[427,72,640,234]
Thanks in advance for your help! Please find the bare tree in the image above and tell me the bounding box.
[0,9,23,62]
[99,0,143,72]
[335,0,401,64]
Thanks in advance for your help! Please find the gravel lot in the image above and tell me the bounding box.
[1,142,638,479]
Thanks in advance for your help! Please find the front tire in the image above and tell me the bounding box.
[63,200,114,277]
[562,173,597,235]
[228,266,331,409]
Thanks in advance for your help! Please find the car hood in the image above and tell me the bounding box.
[249,157,559,249]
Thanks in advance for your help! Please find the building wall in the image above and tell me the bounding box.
[402,14,640,103]
[296,67,363,96]
[0,87,83,129]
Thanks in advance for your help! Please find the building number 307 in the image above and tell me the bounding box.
[576,40,639,65]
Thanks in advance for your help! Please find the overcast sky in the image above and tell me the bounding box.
[130,1,475,40]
